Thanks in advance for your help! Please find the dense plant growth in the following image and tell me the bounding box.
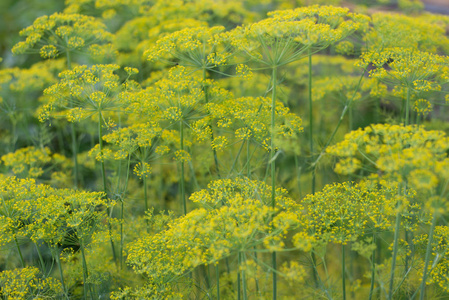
[1,0,449,299]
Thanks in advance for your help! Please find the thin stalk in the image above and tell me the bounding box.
[80,240,94,300]
[70,122,78,188]
[369,234,376,300]
[143,175,148,213]
[254,248,260,296]
[180,119,186,215]
[14,236,25,267]
[203,68,221,178]
[419,211,437,300]
[99,112,107,197]
[308,49,319,289]
[294,156,302,198]
[405,230,409,273]
[11,118,17,151]
[342,244,346,300]
[308,49,315,195]
[388,202,402,300]
[66,50,79,189]
[237,258,241,300]
[215,263,220,300]
[35,242,46,273]
[247,137,250,178]
[241,253,248,300]
[55,248,69,299]
[200,264,211,293]
[228,140,245,176]
[405,86,411,126]
[270,65,277,300]
[99,111,117,266]
[311,64,367,168]
[120,154,131,270]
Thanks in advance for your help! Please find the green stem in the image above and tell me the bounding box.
[180,119,186,215]
[405,86,411,126]
[237,256,241,300]
[14,236,25,267]
[201,264,211,293]
[253,246,260,296]
[99,112,107,196]
[308,49,315,195]
[80,240,93,300]
[241,253,247,300]
[55,248,69,299]
[120,154,131,270]
[388,201,402,300]
[405,230,409,274]
[35,242,46,273]
[247,138,250,178]
[70,122,78,188]
[11,117,17,151]
[143,174,148,213]
[419,211,437,300]
[369,233,376,300]
[99,111,117,266]
[342,244,346,300]
[270,65,277,300]
[311,64,367,168]
[203,68,221,178]
[308,49,320,289]
[215,263,220,300]
[66,51,79,189]
[229,140,245,176]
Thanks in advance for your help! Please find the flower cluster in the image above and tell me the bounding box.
[147,26,230,70]
[302,180,415,244]
[228,5,369,67]
[127,178,305,281]
[12,13,114,60]
[0,267,63,299]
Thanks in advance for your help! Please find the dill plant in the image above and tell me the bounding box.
[12,12,115,189]
[3,1,449,299]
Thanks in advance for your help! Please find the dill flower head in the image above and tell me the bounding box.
[212,96,303,153]
[303,180,409,244]
[0,175,113,248]
[42,64,138,124]
[12,13,114,61]
[327,124,449,200]
[358,48,449,90]
[228,5,369,67]
[0,267,63,299]
[146,26,231,70]
[414,226,449,292]
[127,178,305,282]
[1,146,51,178]
[412,99,432,116]
[102,122,162,160]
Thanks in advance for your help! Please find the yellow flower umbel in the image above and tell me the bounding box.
[126,178,305,292]
[42,64,136,125]
[1,146,52,178]
[0,175,114,298]
[358,48,449,125]
[303,180,414,244]
[229,5,369,68]
[12,13,115,63]
[327,124,449,190]
[147,26,231,72]
[0,267,63,299]
[327,123,449,299]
